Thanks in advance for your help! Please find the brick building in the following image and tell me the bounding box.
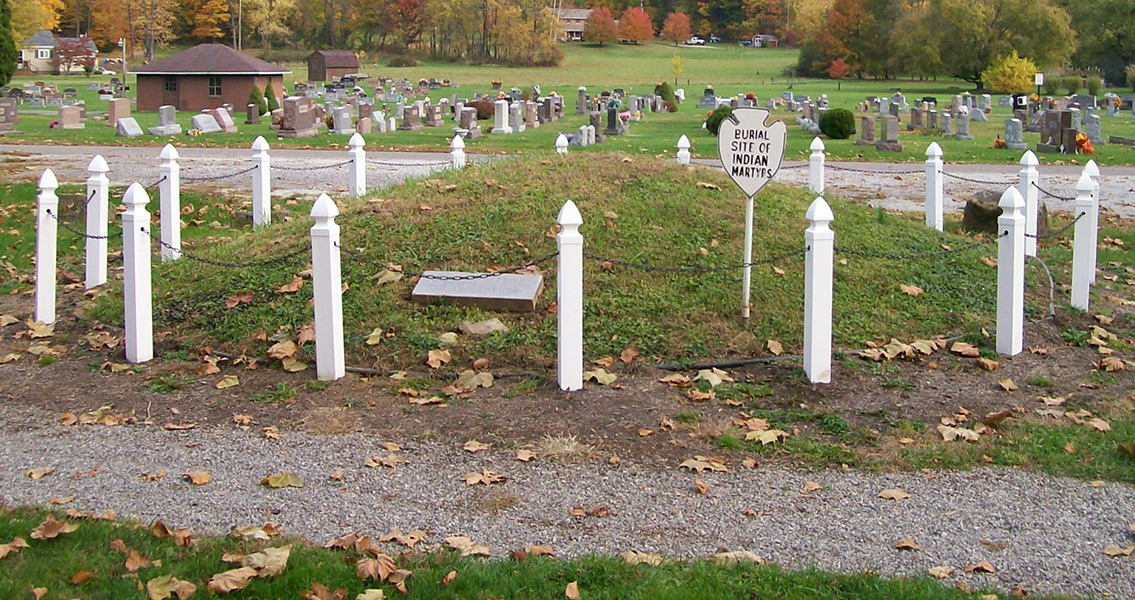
[132,44,289,112]
[306,50,359,82]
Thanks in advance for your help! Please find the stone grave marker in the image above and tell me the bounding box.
[149,105,182,135]
[855,115,875,145]
[509,102,524,133]
[1004,118,1026,150]
[412,272,544,312]
[1084,113,1103,146]
[397,105,423,131]
[0,98,20,133]
[491,99,512,134]
[278,97,318,138]
[211,107,238,133]
[459,107,481,138]
[190,113,222,134]
[58,105,84,129]
[524,101,539,128]
[246,103,261,125]
[875,115,903,152]
[941,112,953,136]
[357,117,372,134]
[589,112,605,143]
[106,97,130,127]
[331,106,355,134]
[954,108,973,140]
[577,86,587,114]
[116,117,143,137]
[425,105,443,127]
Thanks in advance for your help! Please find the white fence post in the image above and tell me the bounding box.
[251,136,271,227]
[85,155,109,289]
[1071,172,1095,310]
[556,133,569,156]
[122,183,153,364]
[996,186,1025,356]
[34,169,59,325]
[158,144,181,261]
[557,200,584,392]
[676,135,691,165]
[451,135,466,168]
[804,197,834,384]
[1018,150,1039,256]
[1084,160,1100,283]
[808,137,825,195]
[311,193,345,381]
[924,142,943,231]
[348,132,366,198]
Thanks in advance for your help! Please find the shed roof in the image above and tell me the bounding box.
[309,50,359,68]
[553,8,592,20]
[133,44,289,75]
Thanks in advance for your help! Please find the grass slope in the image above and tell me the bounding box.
[78,154,1009,369]
[0,507,1069,600]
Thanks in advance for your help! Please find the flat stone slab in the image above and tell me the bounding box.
[412,272,543,312]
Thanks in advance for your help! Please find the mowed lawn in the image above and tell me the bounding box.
[5,42,1135,165]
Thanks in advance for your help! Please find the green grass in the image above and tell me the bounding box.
[61,153,1042,369]
[249,382,299,404]
[0,506,1068,600]
[7,43,1135,165]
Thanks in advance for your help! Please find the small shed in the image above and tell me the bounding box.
[307,50,359,82]
[133,44,289,112]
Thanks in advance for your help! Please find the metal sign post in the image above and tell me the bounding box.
[717,108,787,319]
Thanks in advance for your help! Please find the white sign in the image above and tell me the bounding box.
[717,108,787,198]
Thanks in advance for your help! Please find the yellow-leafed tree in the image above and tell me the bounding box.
[980,51,1038,93]
[10,0,64,45]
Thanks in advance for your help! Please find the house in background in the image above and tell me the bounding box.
[132,44,289,111]
[753,34,779,48]
[553,8,592,42]
[306,50,359,82]
[18,30,98,74]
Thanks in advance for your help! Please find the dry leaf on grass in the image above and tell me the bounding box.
[927,566,955,579]
[207,567,259,592]
[565,581,580,599]
[0,537,29,561]
[215,375,239,389]
[30,515,79,540]
[709,550,764,565]
[621,550,664,565]
[900,284,923,297]
[302,582,348,600]
[146,575,197,600]
[356,554,396,581]
[426,349,451,369]
[278,276,304,293]
[445,535,491,557]
[950,342,981,358]
[998,378,1019,392]
[379,528,427,549]
[583,368,617,385]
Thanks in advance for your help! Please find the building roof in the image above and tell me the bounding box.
[24,30,97,52]
[309,50,358,68]
[133,44,289,76]
[553,8,592,20]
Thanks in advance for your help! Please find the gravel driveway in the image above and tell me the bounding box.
[1,425,1132,598]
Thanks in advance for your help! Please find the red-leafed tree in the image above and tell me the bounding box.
[619,6,653,44]
[396,0,427,49]
[660,11,691,46]
[584,6,618,46]
[52,35,95,76]
[827,58,850,89]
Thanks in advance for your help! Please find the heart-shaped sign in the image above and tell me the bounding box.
[717,108,787,197]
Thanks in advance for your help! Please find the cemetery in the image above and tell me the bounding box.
[1,33,1135,600]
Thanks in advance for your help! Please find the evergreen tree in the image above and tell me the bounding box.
[248,85,266,115]
[264,81,280,112]
[0,0,17,88]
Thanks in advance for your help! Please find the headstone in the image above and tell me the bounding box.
[590,112,605,143]
[0,98,20,132]
[1084,113,1103,146]
[106,98,130,127]
[116,117,143,137]
[927,110,938,130]
[908,107,923,131]
[577,86,587,115]
[524,101,539,128]
[424,105,443,127]
[508,102,524,133]
[1069,107,1082,133]
[330,106,354,134]
[210,107,238,133]
[190,113,222,134]
[605,107,622,136]
[954,108,973,140]
[699,86,717,109]
[941,112,953,136]
[1004,118,1026,150]
[573,125,588,146]
[278,96,318,138]
[971,106,988,122]
[148,105,182,135]
[373,111,387,133]
[856,115,875,145]
[459,107,481,138]
[54,105,83,129]
[491,99,512,134]
[980,94,992,112]
[875,115,903,152]
[412,272,543,312]
[397,105,423,131]
[998,96,1011,108]
[1073,95,1096,110]
[246,103,261,125]
[357,117,372,134]
[878,97,890,116]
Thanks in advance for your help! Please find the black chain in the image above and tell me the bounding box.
[825,164,923,175]
[1024,212,1085,240]
[144,176,167,190]
[368,159,451,168]
[45,208,110,240]
[85,189,98,204]
[181,165,259,183]
[1031,182,1076,202]
[141,227,309,268]
[274,160,353,172]
[337,242,558,280]
[940,171,1016,186]
[836,231,1007,260]
[583,248,804,273]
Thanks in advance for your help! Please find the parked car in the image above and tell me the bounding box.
[707,34,721,43]
[95,66,115,75]
[738,40,753,47]
[685,36,705,46]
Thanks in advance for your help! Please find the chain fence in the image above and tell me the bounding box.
[337,242,558,280]
[367,159,452,168]
[144,176,167,190]
[44,208,110,240]
[835,232,1006,260]
[181,165,259,184]
[826,164,923,175]
[940,170,1016,186]
[583,248,805,273]
[140,227,309,268]
[1025,212,1085,240]
[1032,181,1077,202]
[274,160,353,172]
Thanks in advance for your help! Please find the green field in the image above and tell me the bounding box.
[6,42,1135,165]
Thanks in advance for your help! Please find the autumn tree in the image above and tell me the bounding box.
[396,0,427,49]
[0,0,15,86]
[584,6,617,46]
[10,0,64,45]
[52,35,94,75]
[191,0,230,40]
[660,11,691,45]
[827,57,849,82]
[243,0,297,55]
[619,6,654,43]
[817,0,873,77]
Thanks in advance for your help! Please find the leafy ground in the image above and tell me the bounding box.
[5,42,1135,164]
[0,507,1055,600]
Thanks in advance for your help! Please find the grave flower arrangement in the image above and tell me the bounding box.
[992,136,1007,150]
[1075,132,1094,154]
[745,92,757,100]
[187,128,202,137]
[48,120,60,129]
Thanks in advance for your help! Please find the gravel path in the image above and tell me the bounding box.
[1,424,1132,598]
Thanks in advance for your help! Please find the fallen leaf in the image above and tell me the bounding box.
[441,571,457,586]
[516,450,536,462]
[1102,544,1135,557]
[356,591,386,600]
[620,347,639,364]
[998,378,1019,392]
[71,570,95,584]
[976,358,999,371]
[242,545,291,577]
[565,581,580,599]
[583,368,617,385]
[379,528,427,549]
[895,537,924,551]
[445,535,490,557]
[927,566,955,579]
[426,349,451,369]
[215,375,239,389]
[183,471,211,485]
[31,588,46,600]
[302,582,347,600]
[679,455,728,473]
[620,550,664,565]
[26,467,54,480]
[878,488,911,501]
[802,481,823,495]
[0,537,29,561]
[207,567,258,593]
[765,339,784,355]
[462,469,505,486]
[964,560,996,574]
[900,284,923,297]
[1087,418,1111,432]
[463,439,491,453]
[695,477,709,495]
[30,515,79,540]
[146,575,197,600]
[709,550,764,565]
[261,472,304,488]
[278,276,304,294]
[658,373,691,387]
[983,410,1013,427]
[950,342,981,358]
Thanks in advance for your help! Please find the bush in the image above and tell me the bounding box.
[264,82,279,112]
[1062,75,1080,95]
[705,106,733,136]
[819,108,855,139]
[979,51,1036,93]
[248,86,265,114]
[1043,74,1060,96]
[466,99,495,120]
[388,56,418,67]
[1086,75,1102,96]
[654,81,678,112]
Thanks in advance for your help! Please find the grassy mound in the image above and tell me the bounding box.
[91,154,1001,369]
